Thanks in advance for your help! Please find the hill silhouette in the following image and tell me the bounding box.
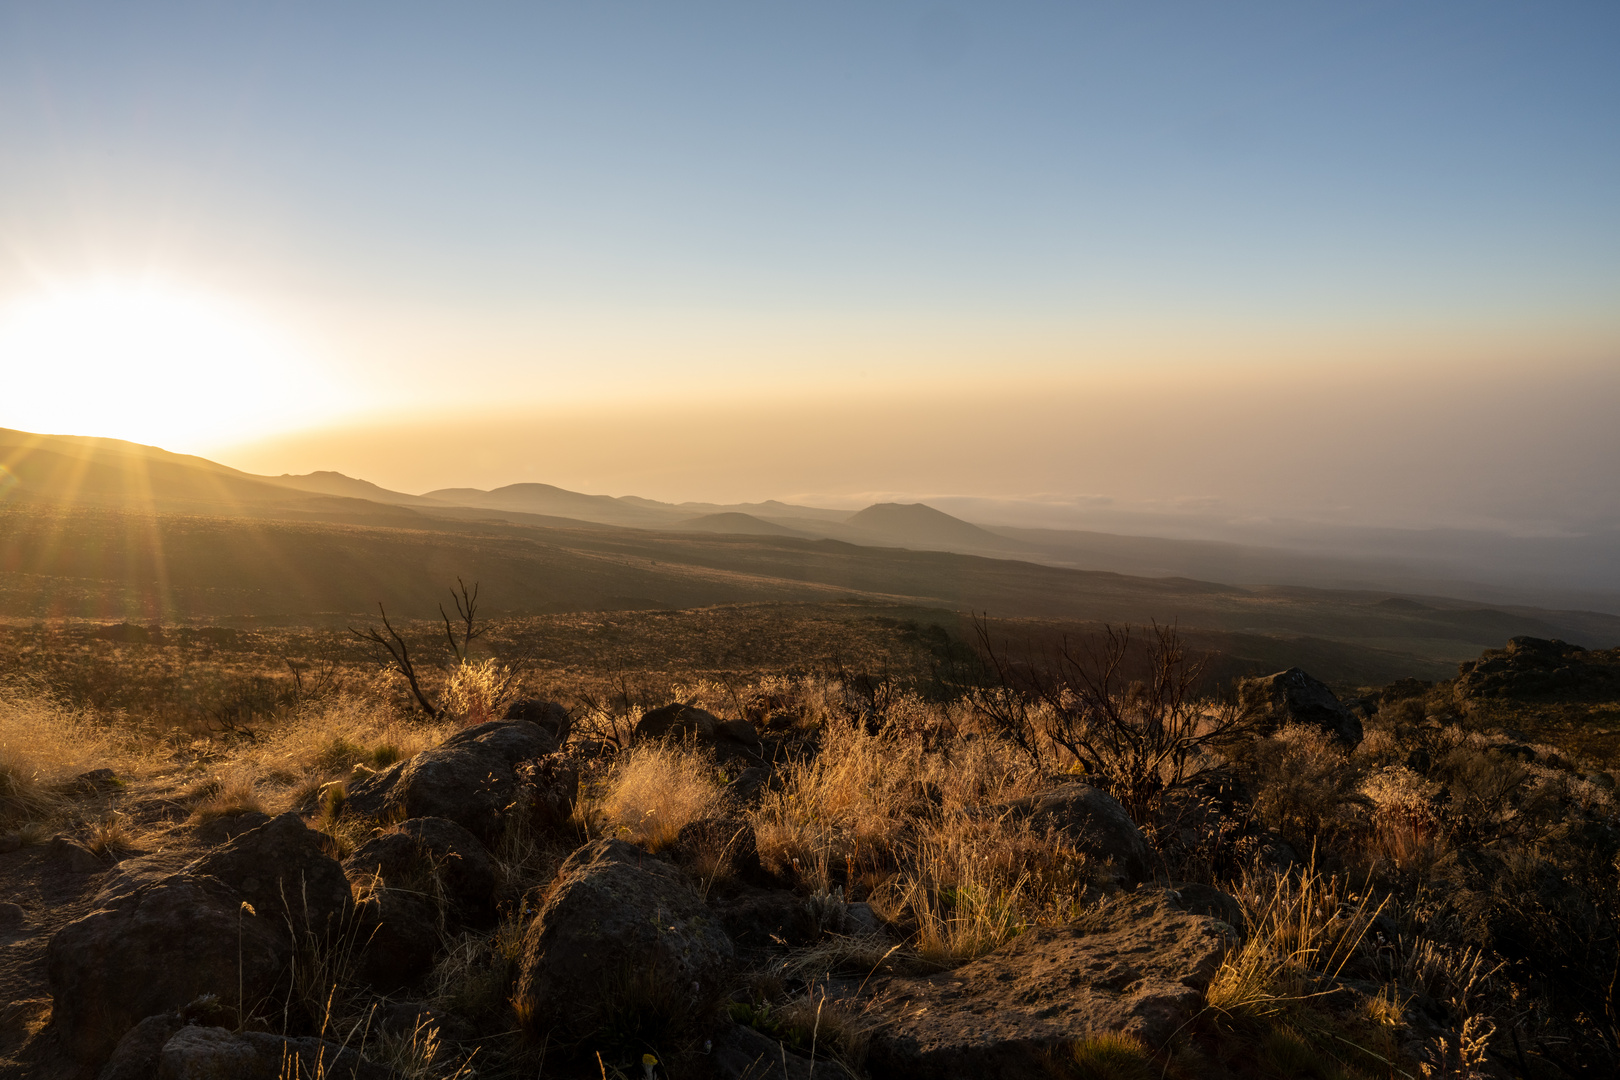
[842,501,1026,553]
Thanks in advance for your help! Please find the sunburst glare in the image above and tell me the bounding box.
[0,281,347,450]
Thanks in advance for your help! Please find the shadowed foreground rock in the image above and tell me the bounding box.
[850,889,1233,1080]
[344,717,559,839]
[46,813,352,1075]
[512,838,734,1042]
[1238,667,1364,746]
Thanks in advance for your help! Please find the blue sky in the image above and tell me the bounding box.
[1,2,1616,522]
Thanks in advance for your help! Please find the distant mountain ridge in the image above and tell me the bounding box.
[3,426,1617,613]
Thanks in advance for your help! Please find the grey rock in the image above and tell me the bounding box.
[344,816,495,927]
[47,877,291,1069]
[97,1013,185,1080]
[503,697,573,742]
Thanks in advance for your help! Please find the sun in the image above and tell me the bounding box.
[0,281,344,450]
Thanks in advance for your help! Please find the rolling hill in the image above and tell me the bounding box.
[6,427,1620,686]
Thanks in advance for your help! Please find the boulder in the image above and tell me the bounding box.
[154,1025,389,1080]
[185,812,353,933]
[635,703,723,742]
[714,890,820,949]
[723,766,777,807]
[98,1013,186,1080]
[503,697,574,743]
[47,814,352,1071]
[344,816,495,927]
[372,1000,475,1044]
[1238,668,1363,747]
[513,838,735,1041]
[344,719,559,840]
[48,876,291,1070]
[852,889,1233,1079]
[192,810,271,846]
[999,784,1156,887]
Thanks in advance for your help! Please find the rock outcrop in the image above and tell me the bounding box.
[344,718,559,840]
[852,889,1233,1079]
[1456,637,1619,701]
[512,838,735,1041]
[1238,667,1364,746]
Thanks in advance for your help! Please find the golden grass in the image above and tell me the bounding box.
[588,743,723,850]
[0,687,136,824]
[1205,859,1383,1022]
[1067,1031,1156,1080]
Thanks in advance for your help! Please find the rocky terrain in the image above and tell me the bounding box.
[2,633,1619,1078]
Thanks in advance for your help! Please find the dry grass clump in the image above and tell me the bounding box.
[1205,860,1383,1022]
[751,711,1036,893]
[231,694,455,806]
[0,687,135,824]
[186,774,268,820]
[877,814,1094,964]
[1066,1031,1156,1080]
[587,743,723,850]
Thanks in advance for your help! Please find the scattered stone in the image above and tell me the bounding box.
[714,890,820,949]
[513,838,735,1041]
[72,768,122,793]
[47,835,106,874]
[345,719,559,840]
[853,889,1233,1079]
[724,766,777,807]
[997,783,1156,887]
[0,900,25,931]
[1238,668,1364,746]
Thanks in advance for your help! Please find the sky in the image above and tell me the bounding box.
[1,2,1617,532]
